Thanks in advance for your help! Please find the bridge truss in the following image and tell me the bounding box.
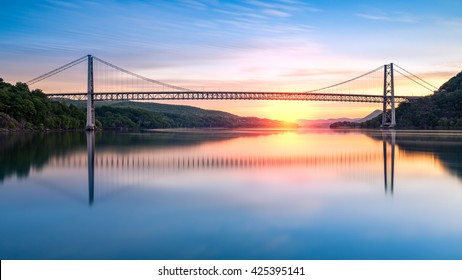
[46,91,418,103]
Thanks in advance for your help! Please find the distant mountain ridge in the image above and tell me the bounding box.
[356,110,382,123]
[55,99,237,117]
[296,109,382,128]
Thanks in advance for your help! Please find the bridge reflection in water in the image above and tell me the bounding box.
[382,130,396,195]
[49,131,398,205]
[87,131,95,205]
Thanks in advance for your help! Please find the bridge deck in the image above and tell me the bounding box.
[47,91,422,103]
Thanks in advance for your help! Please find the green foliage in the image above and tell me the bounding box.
[329,121,360,129]
[0,79,86,130]
[439,71,462,93]
[105,101,238,118]
[96,106,173,129]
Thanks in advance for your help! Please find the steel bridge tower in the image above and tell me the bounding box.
[86,55,95,130]
[381,63,396,128]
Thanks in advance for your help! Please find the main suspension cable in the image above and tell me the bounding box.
[394,64,438,90]
[306,65,383,93]
[93,56,194,92]
[27,55,88,85]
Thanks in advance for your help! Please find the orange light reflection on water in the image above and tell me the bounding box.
[38,130,461,197]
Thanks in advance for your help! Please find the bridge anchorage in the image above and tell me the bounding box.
[26,55,437,130]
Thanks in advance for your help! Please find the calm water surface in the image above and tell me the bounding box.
[2,129,462,259]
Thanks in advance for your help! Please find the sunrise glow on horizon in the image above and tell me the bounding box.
[1,0,461,121]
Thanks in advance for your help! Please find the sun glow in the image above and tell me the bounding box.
[258,102,383,122]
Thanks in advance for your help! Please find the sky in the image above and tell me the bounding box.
[1,0,462,121]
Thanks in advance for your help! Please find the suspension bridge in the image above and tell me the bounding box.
[26,55,437,130]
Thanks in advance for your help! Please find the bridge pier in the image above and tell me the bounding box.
[381,63,396,128]
[86,54,95,130]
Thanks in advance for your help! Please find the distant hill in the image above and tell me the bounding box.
[297,109,382,128]
[296,117,358,128]
[56,99,237,118]
[356,109,382,123]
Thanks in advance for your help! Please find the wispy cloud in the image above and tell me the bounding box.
[263,9,291,17]
[46,0,80,9]
[283,68,358,78]
[246,0,297,11]
[213,8,268,20]
[179,0,208,10]
[432,16,462,28]
[356,12,419,24]
[356,13,389,21]
[246,0,320,13]
[418,70,461,81]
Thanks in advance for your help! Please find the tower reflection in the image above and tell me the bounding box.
[382,130,395,195]
[87,131,95,205]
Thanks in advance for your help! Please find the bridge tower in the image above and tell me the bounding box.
[381,63,396,128]
[86,54,95,130]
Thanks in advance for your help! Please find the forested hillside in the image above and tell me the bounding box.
[0,79,85,130]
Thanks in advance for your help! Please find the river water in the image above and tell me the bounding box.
[1,129,462,259]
